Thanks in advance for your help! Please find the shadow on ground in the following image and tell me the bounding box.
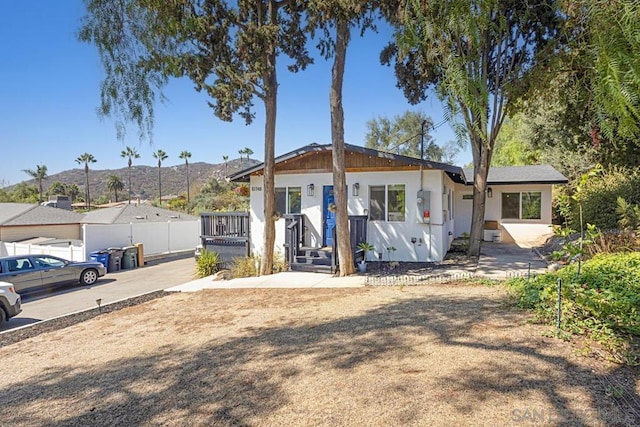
[1,290,638,425]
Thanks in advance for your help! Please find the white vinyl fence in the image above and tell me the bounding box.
[1,220,200,262]
[82,220,200,258]
[1,242,85,261]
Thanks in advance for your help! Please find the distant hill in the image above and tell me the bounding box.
[14,157,260,202]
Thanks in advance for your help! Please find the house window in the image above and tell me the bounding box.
[288,187,301,214]
[369,184,406,222]
[369,186,385,221]
[275,187,301,215]
[502,192,542,220]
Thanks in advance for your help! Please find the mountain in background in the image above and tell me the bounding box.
[13,157,259,202]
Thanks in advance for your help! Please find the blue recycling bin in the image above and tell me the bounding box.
[89,250,110,270]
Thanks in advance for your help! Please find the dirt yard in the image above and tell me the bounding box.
[1,284,638,426]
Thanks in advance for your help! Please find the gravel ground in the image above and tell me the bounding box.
[0,284,638,426]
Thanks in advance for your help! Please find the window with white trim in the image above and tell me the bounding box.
[501,192,542,220]
[275,187,301,215]
[369,184,406,222]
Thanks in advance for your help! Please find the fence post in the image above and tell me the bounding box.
[556,278,562,336]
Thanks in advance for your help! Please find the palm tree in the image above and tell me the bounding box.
[120,146,140,204]
[222,155,229,172]
[75,153,97,209]
[179,150,192,203]
[152,149,168,205]
[106,175,125,202]
[22,164,48,203]
[244,147,254,160]
[238,148,246,162]
[67,184,80,203]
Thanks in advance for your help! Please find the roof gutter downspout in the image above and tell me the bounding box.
[420,120,426,192]
[420,120,432,262]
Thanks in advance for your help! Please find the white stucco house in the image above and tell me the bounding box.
[228,143,567,267]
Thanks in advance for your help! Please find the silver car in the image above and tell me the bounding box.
[0,255,107,293]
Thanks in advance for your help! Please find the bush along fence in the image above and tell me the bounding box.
[506,252,640,365]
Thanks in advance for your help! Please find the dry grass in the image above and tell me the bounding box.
[1,284,639,426]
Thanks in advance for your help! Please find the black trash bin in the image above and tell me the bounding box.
[106,248,124,272]
[122,246,139,269]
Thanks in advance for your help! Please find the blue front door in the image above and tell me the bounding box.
[323,185,336,247]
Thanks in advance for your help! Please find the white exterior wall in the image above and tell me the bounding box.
[454,183,555,245]
[249,169,454,262]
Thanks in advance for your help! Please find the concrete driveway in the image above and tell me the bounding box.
[2,255,196,331]
[476,242,548,279]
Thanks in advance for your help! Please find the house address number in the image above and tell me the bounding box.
[251,186,262,191]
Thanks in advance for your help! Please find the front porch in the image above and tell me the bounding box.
[283,214,368,273]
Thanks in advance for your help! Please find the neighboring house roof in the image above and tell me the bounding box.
[0,203,85,226]
[82,204,198,224]
[228,143,467,184]
[463,165,568,185]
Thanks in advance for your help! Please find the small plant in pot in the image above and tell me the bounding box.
[357,242,375,273]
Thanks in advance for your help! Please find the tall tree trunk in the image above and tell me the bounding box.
[85,166,90,209]
[260,55,278,276]
[186,161,190,203]
[128,160,132,204]
[468,137,491,257]
[115,188,119,202]
[331,19,354,276]
[158,165,162,205]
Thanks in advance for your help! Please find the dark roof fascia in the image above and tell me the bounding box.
[227,143,466,183]
[471,180,569,186]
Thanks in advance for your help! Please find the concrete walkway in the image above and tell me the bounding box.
[166,242,549,292]
[165,271,366,292]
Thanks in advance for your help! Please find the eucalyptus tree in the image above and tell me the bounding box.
[80,0,312,275]
[75,153,97,209]
[152,149,168,205]
[179,150,192,203]
[305,0,382,275]
[121,146,140,203]
[107,174,125,202]
[22,164,48,203]
[385,0,563,256]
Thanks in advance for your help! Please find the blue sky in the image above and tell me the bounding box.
[0,1,467,186]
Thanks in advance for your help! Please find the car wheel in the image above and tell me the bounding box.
[80,269,99,286]
[0,307,6,327]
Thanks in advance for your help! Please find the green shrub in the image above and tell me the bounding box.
[569,167,640,230]
[506,252,640,365]
[195,249,222,278]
